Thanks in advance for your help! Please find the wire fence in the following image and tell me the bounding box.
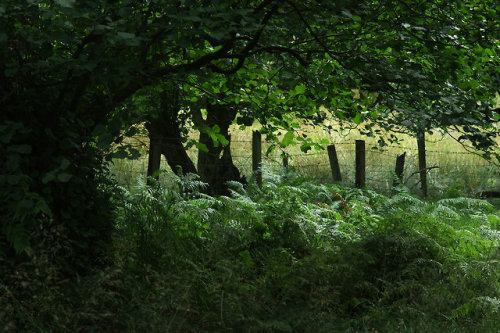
[110,134,499,197]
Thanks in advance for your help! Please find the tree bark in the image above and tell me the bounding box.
[145,85,197,178]
[196,102,244,195]
[417,132,427,197]
[146,130,162,184]
[145,87,243,194]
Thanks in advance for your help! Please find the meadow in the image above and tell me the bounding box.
[110,123,499,200]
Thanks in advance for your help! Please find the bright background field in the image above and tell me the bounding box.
[110,122,499,200]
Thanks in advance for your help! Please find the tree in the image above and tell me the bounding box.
[141,0,500,183]
[1,0,498,275]
[0,0,286,273]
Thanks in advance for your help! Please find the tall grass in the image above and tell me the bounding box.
[110,124,499,198]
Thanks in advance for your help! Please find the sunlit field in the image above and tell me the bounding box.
[110,121,499,200]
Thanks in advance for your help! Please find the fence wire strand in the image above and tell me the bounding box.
[111,134,498,195]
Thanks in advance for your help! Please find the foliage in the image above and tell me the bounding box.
[0,118,116,275]
[1,0,498,269]
[2,171,498,332]
[0,0,292,268]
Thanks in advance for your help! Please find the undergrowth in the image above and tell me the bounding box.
[1,169,499,332]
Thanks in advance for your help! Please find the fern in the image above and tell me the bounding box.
[431,204,460,219]
[22,170,497,333]
[438,197,494,213]
[2,222,30,254]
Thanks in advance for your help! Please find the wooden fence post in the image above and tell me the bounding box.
[147,137,161,185]
[393,152,406,187]
[355,140,365,188]
[327,144,342,182]
[252,131,262,187]
[282,154,289,168]
[417,132,428,197]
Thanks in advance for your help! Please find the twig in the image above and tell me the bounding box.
[404,166,439,184]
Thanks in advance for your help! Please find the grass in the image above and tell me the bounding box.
[2,170,499,332]
[110,122,499,198]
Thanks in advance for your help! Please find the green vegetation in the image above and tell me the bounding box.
[110,125,500,198]
[1,1,498,332]
[2,171,498,332]
[2,0,498,269]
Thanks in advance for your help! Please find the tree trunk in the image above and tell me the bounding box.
[145,85,197,179]
[196,102,244,195]
[145,88,243,195]
[417,132,427,197]
[146,130,162,184]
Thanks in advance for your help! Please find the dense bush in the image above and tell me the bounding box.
[1,170,498,332]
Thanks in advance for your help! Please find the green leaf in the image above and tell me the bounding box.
[35,199,52,217]
[369,110,379,119]
[484,48,493,56]
[55,0,76,7]
[341,9,353,18]
[8,144,32,154]
[117,32,136,39]
[487,214,500,227]
[60,158,70,169]
[281,131,295,147]
[110,150,129,159]
[211,124,221,133]
[352,113,363,125]
[7,224,30,254]
[300,143,312,153]
[18,199,34,211]
[57,173,72,182]
[294,84,306,94]
[7,175,21,185]
[215,134,229,146]
[124,127,138,137]
[266,145,276,155]
[196,142,209,152]
[210,133,219,147]
[96,133,114,149]
[129,148,141,160]
[42,172,55,184]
